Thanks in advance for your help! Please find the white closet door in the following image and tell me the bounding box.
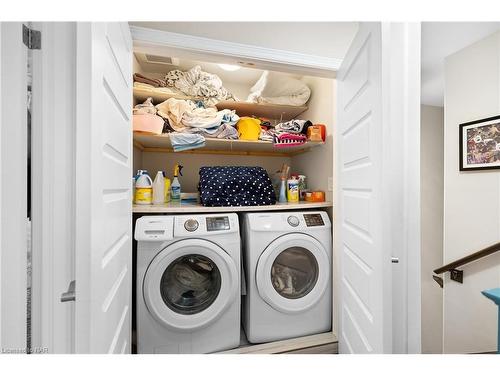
[0,22,28,351]
[74,22,133,354]
[336,23,391,354]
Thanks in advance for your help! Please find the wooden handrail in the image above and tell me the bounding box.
[434,241,500,275]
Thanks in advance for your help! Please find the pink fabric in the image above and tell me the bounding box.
[273,133,307,148]
[133,114,164,135]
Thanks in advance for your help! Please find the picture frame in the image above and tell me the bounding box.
[459,115,500,171]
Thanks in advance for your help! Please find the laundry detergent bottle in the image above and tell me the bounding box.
[134,170,153,205]
[152,171,165,205]
[170,164,183,202]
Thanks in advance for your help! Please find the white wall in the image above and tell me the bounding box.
[140,152,290,194]
[130,22,358,61]
[443,31,500,353]
[420,104,444,354]
[292,76,335,201]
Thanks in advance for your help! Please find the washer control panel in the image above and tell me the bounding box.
[206,216,230,231]
[184,219,199,232]
[287,215,300,227]
[303,213,325,227]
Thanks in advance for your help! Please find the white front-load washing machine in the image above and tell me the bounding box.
[135,214,240,353]
[241,211,332,343]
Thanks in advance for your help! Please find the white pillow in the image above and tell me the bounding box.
[247,71,311,106]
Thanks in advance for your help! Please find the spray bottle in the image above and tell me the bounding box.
[171,163,183,202]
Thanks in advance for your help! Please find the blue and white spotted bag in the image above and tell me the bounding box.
[198,166,277,207]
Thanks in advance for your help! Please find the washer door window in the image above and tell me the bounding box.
[256,233,329,314]
[144,239,238,331]
[160,254,221,315]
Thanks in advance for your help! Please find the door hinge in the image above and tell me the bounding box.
[23,24,41,50]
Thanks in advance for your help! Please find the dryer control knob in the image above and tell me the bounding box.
[287,216,300,227]
[184,219,199,232]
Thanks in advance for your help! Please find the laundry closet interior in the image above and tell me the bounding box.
[129,26,337,354]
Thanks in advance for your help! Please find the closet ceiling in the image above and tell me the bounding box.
[129,22,358,61]
[134,55,300,86]
[421,22,500,107]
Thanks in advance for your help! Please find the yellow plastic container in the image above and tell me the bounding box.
[286,178,299,203]
[135,172,153,205]
[164,178,171,203]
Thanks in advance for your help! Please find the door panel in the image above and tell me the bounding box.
[336,23,389,354]
[75,22,132,354]
[0,22,28,351]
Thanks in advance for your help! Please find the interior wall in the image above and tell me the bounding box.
[443,31,500,353]
[420,104,444,354]
[140,151,290,193]
[292,76,335,201]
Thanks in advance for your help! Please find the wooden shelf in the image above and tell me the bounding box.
[219,332,338,354]
[133,132,324,157]
[133,86,194,103]
[215,100,308,121]
[133,86,308,121]
[133,201,333,214]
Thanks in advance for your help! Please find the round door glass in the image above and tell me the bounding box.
[271,247,319,299]
[160,254,221,315]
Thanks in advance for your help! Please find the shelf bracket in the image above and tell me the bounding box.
[449,269,463,284]
[432,275,443,288]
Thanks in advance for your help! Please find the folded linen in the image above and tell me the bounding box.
[169,132,205,152]
[133,73,167,88]
[133,97,156,115]
[274,119,312,134]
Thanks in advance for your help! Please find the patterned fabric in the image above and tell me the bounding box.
[164,66,236,106]
[198,166,276,207]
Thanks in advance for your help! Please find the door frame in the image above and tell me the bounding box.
[32,22,421,353]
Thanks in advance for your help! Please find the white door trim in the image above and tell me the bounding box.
[383,22,421,354]
[0,22,28,352]
[130,26,341,77]
[31,22,77,354]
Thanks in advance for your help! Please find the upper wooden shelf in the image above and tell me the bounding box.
[133,86,308,121]
[215,100,308,121]
[133,132,324,157]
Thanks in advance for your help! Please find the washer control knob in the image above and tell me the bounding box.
[287,215,300,227]
[184,219,199,232]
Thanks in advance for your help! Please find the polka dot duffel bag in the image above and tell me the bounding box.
[198,166,277,207]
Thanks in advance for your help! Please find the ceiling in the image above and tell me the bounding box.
[421,22,500,107]
[130,22,358,61]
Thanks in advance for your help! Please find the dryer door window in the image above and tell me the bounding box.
[160,254,221,315]
[271,247,319,299]
[256,233,330,314]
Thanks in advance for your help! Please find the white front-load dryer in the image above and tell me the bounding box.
[241,211,332,343]
[135,214,240,353]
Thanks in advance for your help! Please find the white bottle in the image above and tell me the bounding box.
[152,171,165,205]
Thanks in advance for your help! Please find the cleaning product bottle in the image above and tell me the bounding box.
[163,172,171,203]
[171,164,183,202]
[134,170,153,205]
[152,171,165,205]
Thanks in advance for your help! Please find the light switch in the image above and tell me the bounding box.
[328,177,334,191]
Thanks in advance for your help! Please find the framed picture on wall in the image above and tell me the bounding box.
[459,115,500,171]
